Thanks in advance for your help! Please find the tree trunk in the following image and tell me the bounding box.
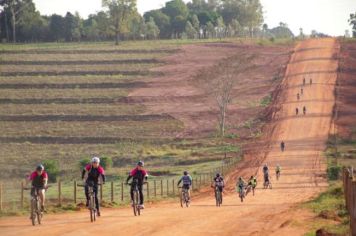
[115,31,119,45]
[4,10,10,42]
[10,7,16,43]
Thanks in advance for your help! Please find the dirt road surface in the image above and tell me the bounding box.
[0,38,338,235]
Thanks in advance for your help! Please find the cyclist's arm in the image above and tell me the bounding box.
[81,169,86,180]
[126,175,132,183]
[189,176,192,185]
[177,177,182,186]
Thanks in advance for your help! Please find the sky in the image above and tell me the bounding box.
[32,0,356,36]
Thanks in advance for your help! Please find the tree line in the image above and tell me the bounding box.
[0,0,296,44]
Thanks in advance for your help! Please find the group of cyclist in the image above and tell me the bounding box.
[27,157,282,217]
[296,77,313,116]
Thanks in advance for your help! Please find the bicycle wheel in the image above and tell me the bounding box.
[132,191,137,216]
[36,199,42,225]
[90,195,95,222]
[136,191,141,216]
[180,191,183,208]
[31,199,36,226]
[185,191,190,207]
[220,191,223,205]
[215,190,219,207]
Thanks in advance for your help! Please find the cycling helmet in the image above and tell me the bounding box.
[239,177,242,180]
[91,157,100,164]
[250,175,254,179]
[36,164,44,171]
[183,171,188,175]
[216,173,220,177]
[137,161,144,167]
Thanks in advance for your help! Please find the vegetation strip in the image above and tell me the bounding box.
[0,82,147,89]
[0,97,130,104]
[0,114,174,122]
[0,59,160,65]
[0,49,179,54]
[0,71,162,77]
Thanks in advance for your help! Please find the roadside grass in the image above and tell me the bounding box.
[303,182,349,235]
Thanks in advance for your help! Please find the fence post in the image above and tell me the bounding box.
[199,175,202,189]
[154,180,157,197]
[147,182,150,199]
[172,179,175,196]
[21,181,24,209]
[111,182,114,203]
[0,182,2,211]
[58,180,62,206]
[166,179,169,196]
[74,181,77,204]
[351,181,356,235]
[161,180,163,196]
[121,182,124,202]
[192,179,194,192]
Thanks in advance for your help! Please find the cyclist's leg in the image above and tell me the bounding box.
[39,189,45,209]
[84,185,89,206]
[93,185,99,212]
[138,184,144,205]
[130,185,134,203]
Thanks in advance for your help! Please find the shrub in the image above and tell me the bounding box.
[327,165,341,180]
[79,158,90,169]
[100,156,113,170]
[42,159,60,183]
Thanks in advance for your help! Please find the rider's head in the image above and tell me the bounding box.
[239,177,242,180]
[36,164,44,174]
[216,173,220,177]
[91,157,100,168]
[137,161,144,170]
[250,175,254,179]
[183,171,188,176]
[264,163,268,167]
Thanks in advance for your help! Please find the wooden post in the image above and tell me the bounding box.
[58,180,62,206]
[121,182,124,202]
[111,182,114,202]
[147,182,150,199]
[166,179,169,196]
[0,182,2,211]
[351,181,356,235]
[192,179,194,192]
[74,181,77,204]
[199,175,202,189]
[161,180,163,196]
[154,180,157,197]
[100,184,103,203]
[21,181,24,209]
[172,179,175,196]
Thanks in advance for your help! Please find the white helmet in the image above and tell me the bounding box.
[91,157,100,164]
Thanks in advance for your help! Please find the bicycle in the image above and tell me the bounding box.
[23,186,48,226]
[238,185,246,202]
[263,178,272,189]
[78,182,101,222]
[178,186,190,208]
[127,182,147,216]
[276,171,281,181]
[214,185,223,207]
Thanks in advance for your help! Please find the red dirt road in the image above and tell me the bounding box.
[0,38,338,235]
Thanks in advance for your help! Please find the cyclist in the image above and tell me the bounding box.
[303,77,306,85]
[27,164,48,212]
[297,93,300,100]
[280,141,285,152]
[263,164,269,185]
[126,161,148,209]
[247,175,257,195]
[301,88,304,95]
[177,171,192,202]
[296,107,299,115]
[303,106,307,115]
[310,78,313,85]
[276,164,281,180]
[82,157,106,216]
[212,173,224,194]
[236,177,246,195]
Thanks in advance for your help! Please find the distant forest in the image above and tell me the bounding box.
[0,0,298,43]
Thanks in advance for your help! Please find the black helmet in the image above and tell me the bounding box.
[36,164,44,171]
[216,173,220,177]
[183,171,188,175]
[250,175,254,179]
[137,161,144,167]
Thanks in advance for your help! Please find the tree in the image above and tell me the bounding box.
[299,27,304,39]
[191,14,200,37]
[185,20,196,39]
[206,21,215,38]
[349,12,356,37]
[145,17,160,39]
[64,12,82,42]
[216,16,225,39]
[49,14,65,41]
[197,54,254,137]
[102,0,137,45]
[238,0,263,37]
[144,10,171,38]
[162,0,189,38]
[230,19,241,37]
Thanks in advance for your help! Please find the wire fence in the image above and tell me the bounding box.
[342,167,356,235]
[0,157,241,212]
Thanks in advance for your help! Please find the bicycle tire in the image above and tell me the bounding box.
[90,195,95,222]
[133,191,137,216]
[185,192,189,208]
[180,191,184,208]
[136,191,141,216]
[36,199,42,225]
[31,198,36,226]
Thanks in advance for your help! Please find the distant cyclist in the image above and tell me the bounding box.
[263,164,269,184]
[310,78,313,85]
[280,141,285,152]
[296,107,299,115]
[82,157,106,216]
[212,173,224,194]
[247,175,257,196]
[301,88,304,95]
[27,164,48,212]
[178,171,192,202]
[303,77,306,85]
[276,164,281,180]
[303,106,306,115]
[297,93,300,100]
[126,161,148,209]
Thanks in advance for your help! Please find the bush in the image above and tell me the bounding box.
[42,159,60,183]
[100,156,113,170]
[327,165,341,180]
[79,158,90,169]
